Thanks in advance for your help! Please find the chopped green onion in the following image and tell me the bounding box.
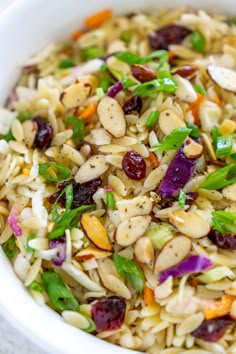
[198,266,235,283]
[201,164,236,190]
[230,16,236,25]
[115,50,167,65]
[178,189,187,208]
[212,210,236,235]
[120,30,132,44]
[39,163,71,182]
[26,234,36,255]
[81,46,106,61]
[215,135,233,158]
[65,116,85,147]
[2,236,17,260]
[211,126,221,146]
[113,253,144,293]
[106,191,115,210]
[134,71,177,97]
[230,153,236,160]
[58,58,74,69]
[149,128,191,152]
[29,280,43,292]
[99,76,115,92]
[186,122,200,138]
[194,84,206,96]
[102,64,136,89]
[190,30,206,53]
[17,111,31,123]
[51,184,73,223]
[0,130,15,142]
[81,314,96,333]
[95,87,105,99]
[41,271,79,311]
[145,111,160,127]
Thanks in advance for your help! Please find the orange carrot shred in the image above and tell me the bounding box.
[79,103,97,121]
[188,93,204,123]
[203,295,236,320]
[84,9,112,29]
[144,286,155,306]
[72,30,84,41]
[149,152,159,169]
[213,95,221,106]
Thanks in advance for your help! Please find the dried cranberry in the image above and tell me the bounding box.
[123,95,143,115]
[122,150,146,180]
[191,316,234,342]
[131,64,157,83]
[49,236,66,267]
[32,116,53,149]
[49,178,102,209]
[91,296,126,332]
[208,229,236,249]
[148,25,192,50]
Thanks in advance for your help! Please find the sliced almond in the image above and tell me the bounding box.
[222,183,236,202]
[75,154,109,183]
[169,210,210,239]
[115,215,151,246]
[60,82,92,109]
[207,65,236,93]
[173,74,198,103]
[134,237,154,264]
[22,120,37,148]
[183,139,203,159]
[97,96,126,138]
[78,75,98,94]
[75,247,112,260]
[155,235,191,271]
[158,109,185,136]
[81,214,112,251]
[116,195,153,221]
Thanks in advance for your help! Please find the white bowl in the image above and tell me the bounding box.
[0,0,234,353]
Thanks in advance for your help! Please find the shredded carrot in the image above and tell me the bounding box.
[203,295,236,320]
[78,103,97,121]
[213,95,221,106]
[84,9,112,29]
[188,93,204,123]
[72,30,84,41]
[149,152,159,169]
[144,286,155,306]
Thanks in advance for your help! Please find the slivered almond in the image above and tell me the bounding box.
[81,214,112,251]
[116,195,153,221]
[75,154,109,183]
[183,139,203,159]
[207,65,236,93]
[155,235,191,271]
[173,74,198,103]
[115,215,151,246]
[75,247,112,260]
[134,237,154,264]
[97,96,126,138]
[158,109,185,136]
[131,64,157,83]
[169,210,210,239]
[60,82,92,109]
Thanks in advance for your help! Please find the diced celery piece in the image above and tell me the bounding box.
[145,222,175,250]
[197,266,235,283]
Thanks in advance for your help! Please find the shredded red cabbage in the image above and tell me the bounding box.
[107,81,123,98]
[49,236,66,266]
[7,204,22,237]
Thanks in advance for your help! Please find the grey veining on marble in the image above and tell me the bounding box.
[0,314,46,354]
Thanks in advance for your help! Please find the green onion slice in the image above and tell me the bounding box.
[212,210,236,235]
[201,164,236,190]
[26,233,36,255]
[191,30,206,53]
[39,163,71,182]
[2,236,17,260]
[134,71,177,97]
[178,189,187,208]
[29,281,43,292]
[119,30,132,44]
[145,111,160,127]
[150,128,191,152]
[115,50,168,65]
[81,46,106,61]
[58,58,75,69]
[194,84,206,96]
[215,135,233,158]
[106,191,115,210]
[186,122,200,138]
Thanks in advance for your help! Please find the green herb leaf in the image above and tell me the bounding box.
[29,280,43,292]
[212,210,236,235]
[41,271,79,311]
[2,236,17,259]
[215,135,233,158]
[120,30,132,44]
[211,126,221,146]
[81,46,106,61]
[145,111,160,127]
[178,189,187,208]
[134,71,177,97]
[115,50,167,66]
[39,163,71,182]
[113,253,144,293]
[58,58,74,69]
[17,111,31,123]
[106,191,115,210]
[150,127,191,152]
[191,30,206,53]
[26,234,36,256]
[194,84,206,96]
[201,164,236,190]
[186,122,200,138]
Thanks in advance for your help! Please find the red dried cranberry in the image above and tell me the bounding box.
[208,229,236,249]
[32,116,53,149]
[123,95,142,115]
[122,150,146,180]
[91,296,126,332]
[49,178,102,209]
[191,316,234,342]
[148,25,192,50]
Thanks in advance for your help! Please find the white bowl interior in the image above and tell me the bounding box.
[0,0,234,353]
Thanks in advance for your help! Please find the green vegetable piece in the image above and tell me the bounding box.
[212,210,236,235]
[2,236,17,259]
[145,111,160,127]
[106,191,115,210]
[29,280,43,292]
[134,71,177,97]
[178,189,187,208]
[99,76,115,92]
[115,50,167,65]
[113,253,144,293]
[58,58,74,69]
[230,16,236,25]
[186,122,200,138]
[51,184,73,223]
[230,153,236,160]
[201,164,236,190]
[0,130,15,142]
[194,84,206,96]
[81,46,106,61]
[102,64,136,89]
[149,127,191,152]
[191,30,206,53]
[211,126,221,146]
[17,111,31,123]
[41,271,79,311]
[145,222,175,250]
[95,87,105,99]
[120,30,132,44]
[73,118,85,147]
[215,135,233,158]
[39,163,71,182]
[26,234,36,255]
[197,266,235,283]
